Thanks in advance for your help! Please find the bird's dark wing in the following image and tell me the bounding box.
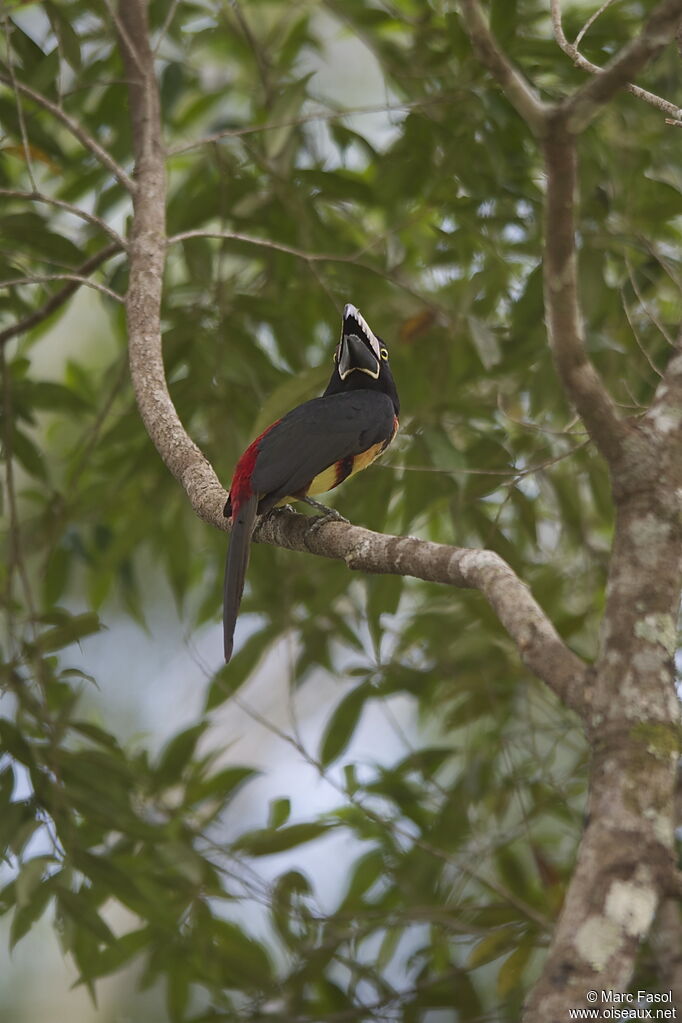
[251,390,395,510]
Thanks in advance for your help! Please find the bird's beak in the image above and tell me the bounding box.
[338,304,381,380]
[338,333,380,380]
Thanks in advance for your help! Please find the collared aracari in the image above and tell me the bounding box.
[223,303,400,662]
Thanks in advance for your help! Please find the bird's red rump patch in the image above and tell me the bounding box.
[229,419,281,508]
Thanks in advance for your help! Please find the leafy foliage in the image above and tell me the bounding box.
[0,0,679,1019]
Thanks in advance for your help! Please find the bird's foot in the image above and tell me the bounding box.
[302,497,349,532]
[266,504,294,517]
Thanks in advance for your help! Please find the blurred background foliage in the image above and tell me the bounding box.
[0,0,679,1020]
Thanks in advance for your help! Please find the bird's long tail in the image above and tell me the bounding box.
[223,493,259,662]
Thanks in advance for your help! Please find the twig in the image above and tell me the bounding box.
[624,250,677,348]
[0,243,121,347]
[498,397,584,437]
[575,0,617,49]
[167,229,446,312]
[381,439,591,479]
[232,691,553,930]
[67,357,129,489]
[542,125,628,463]
[620,293,664,378]
[152,0,180,55]
[0,273,122,304]
[225,0,272,103]
[168,228,353,263]
[550,0,682,125]
[0,189,126,250]
[168,96,458,156]
[638,235,682,292]
[0,71,135,193]
[460,0,682,470]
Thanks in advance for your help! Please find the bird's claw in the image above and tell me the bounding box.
[306,505,350,534]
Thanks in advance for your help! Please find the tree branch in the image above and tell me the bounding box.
[458,0,549,135]
[0,243,122,348]
[0,71,135,194]
[560,0,682,131]
[0,273,122,304]
[458,7,682,1019]
[551,0,682,125]
[117,0,216,507]
[542,124,629,464]
[168,229,360,263]
[460,0,682,466]
[0,189,126,250]
[118,0,587,720]
[168,228,398,270]
[255,510,590,715]
[168,96,457,156]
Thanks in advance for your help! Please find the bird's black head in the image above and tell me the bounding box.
[324,304,399,415]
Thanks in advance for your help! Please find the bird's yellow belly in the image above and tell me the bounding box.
[277,440,388,504]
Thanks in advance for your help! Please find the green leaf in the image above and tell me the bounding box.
[497,939,534,998]
[186,765,260,806]
[56,887,116,944]
[338,849,384,908]
[212,918,274,987]
[365,574,402,653]
[34,612,103,653]
[271,869,314,947]
[0,764,14,805]
[205,626,278,710]
[15,856,53,907]
[10,877,53,949]
[0,213,83,266]
[155,722,207,784]
[234,821,335,857]
[45,1,82,70]
[69,721,121,751]
[490,0,518,43]
[182,236,213,284]
[43,545,72,606]
[377,925,403,972]
[72,851,147,915]
[467,315,502,369]
[263,73,315,160]
[296,168,373,204]
[467,927,519,969]
[0,719,34,766]
[0,880,16,916]
[268,797,291,829]
[82,927,149,980]
[167,958,189,1023]
[252,364,328,438]
[319,682,371,766]
[11,428,48,480]
[22,379,91,414]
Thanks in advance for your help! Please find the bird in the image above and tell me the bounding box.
[223,303,400,662]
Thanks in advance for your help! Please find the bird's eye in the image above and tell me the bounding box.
[380,347,389,360]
